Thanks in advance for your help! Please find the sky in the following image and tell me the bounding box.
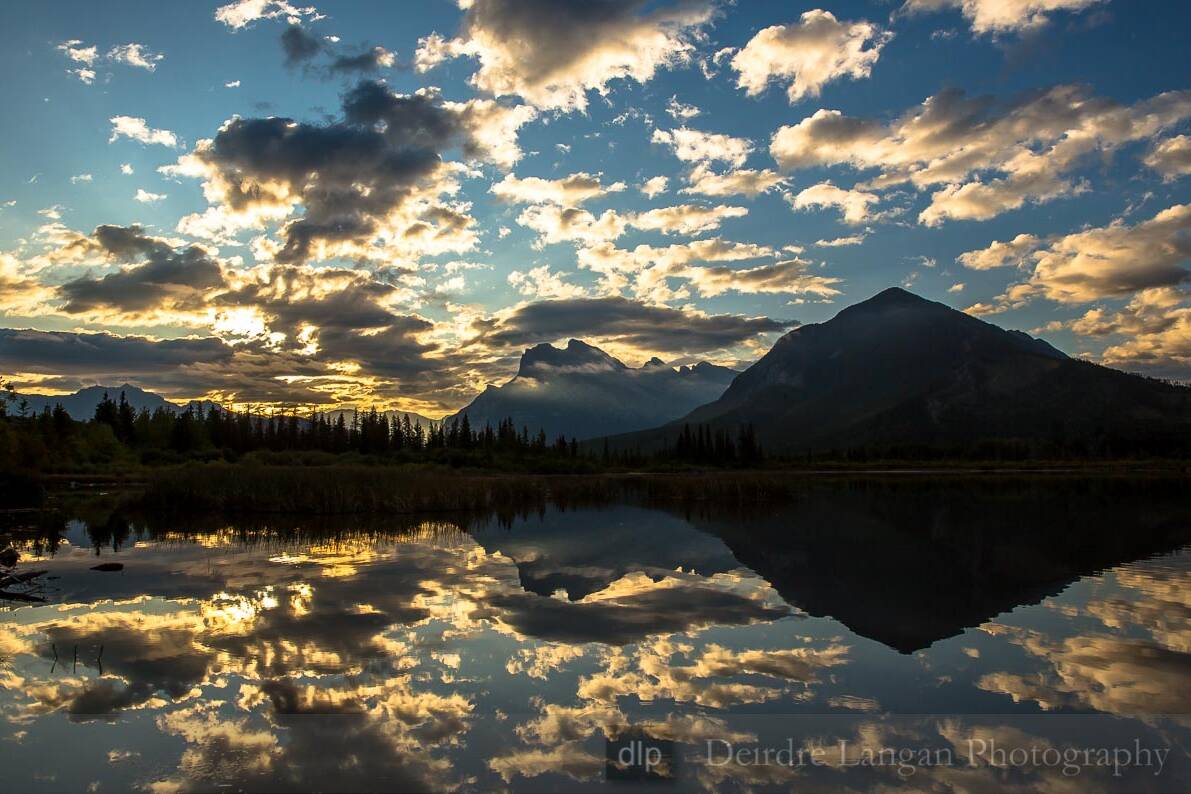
[0,0,1189,416]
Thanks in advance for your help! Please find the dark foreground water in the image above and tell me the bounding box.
[1,477,1189,792]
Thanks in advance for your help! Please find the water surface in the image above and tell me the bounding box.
[2,478,1189,791]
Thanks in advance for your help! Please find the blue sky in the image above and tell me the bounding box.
[1,0,1189,413]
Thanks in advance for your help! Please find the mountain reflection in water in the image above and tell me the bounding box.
[1,477,1188,792]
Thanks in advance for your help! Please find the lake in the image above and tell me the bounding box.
[2,477,1189,791]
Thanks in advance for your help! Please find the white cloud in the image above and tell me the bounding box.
[957,232,1041,270]
[414,0,715,111]
[814,234,866,247]
[641,176,669,199]
[491,172,625,205]
[120,163,134,175]
[70,174,93,184]
[109,116,179,147]
[516,205,629,248]
[685,257,843,298]
[960,203,1191,307]
[666,95,701,120]
[56,39,97,65]
[770,85,1191,226]
[788,183,882,225]
[515,202,746,247]
[902,0,1107,36]
[214,0,322,29]
[577,237,779,299]
[508,266,587,299]
[107,43,164,71]
[225,80,241,89]
[731,9,891,104]
[1144,135,1191,182]
[67,68,97,84]
[652,127,752,168]
[135,189,167,203]
[681,164,785,197]
[632,203,748,236]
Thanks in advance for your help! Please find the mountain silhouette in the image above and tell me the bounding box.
[450,339,736,440]
[609,287,1191,455]
[12,383,180,420]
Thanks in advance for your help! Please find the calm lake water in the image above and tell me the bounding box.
[2,478,1189,792]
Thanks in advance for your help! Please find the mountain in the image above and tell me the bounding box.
[11,383,181,420]
[610,287,1191,455]
[450,339,737,440]
[323,409,440,430]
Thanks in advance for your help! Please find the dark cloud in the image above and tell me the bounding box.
[60,248,226,316]
[181,80,527,263]
[280,24,323,67]
[473,296,794,354]
[328,46,396,75]
[0,329,234,375]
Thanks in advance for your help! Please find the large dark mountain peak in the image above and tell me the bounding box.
[454,340,737,440]
[609,287,1191,455]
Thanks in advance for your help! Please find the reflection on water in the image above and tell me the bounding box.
[1,478,1189,791]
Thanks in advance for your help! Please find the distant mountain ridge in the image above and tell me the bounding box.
[10,383,181,420]
[608,287,1191,455]
[451,339,737,440]
[323,409,440,430]
[7,384,441,429]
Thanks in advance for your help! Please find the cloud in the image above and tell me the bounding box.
[134,189,166,203]
[56,39,98,83]
[0,328,234,376]
[788,183,882,225]
[120,163,134,175]
[632,203,747,235]
[109,116,179,147]
[685,257,843,298]
[902,0,1107,36]
[55,226,227,322]
[515,202,746,247]
[666,95,701,120]
[472,296,793,355]
[814,234,866,247]
[328,46,397,75]
[508,266,587,299]
[1144,135,1191,182]
[56,39,97,65]
[957,232,1041,270]
[516,205,629,247]
[770,85,1191,226]
[578,238,777,296]
[652,126,752,168]
[681,164,785,197]
[215,0,322,30]
[731,9,891,104]
[106,43,164,71]
[1026,204,1191,303]
[56,39,163,82]
[641,176,669,198]
[960,203,1191,309]
[280,24,323,66]
[164,80,534,262]
[413,0,716,111]
[0,254,56,315]
[491,172,626,205]
[70,174,92,184]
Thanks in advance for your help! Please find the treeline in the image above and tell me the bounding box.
[0,387,763,472]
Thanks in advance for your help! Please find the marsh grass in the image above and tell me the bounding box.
[136,461,1191,517]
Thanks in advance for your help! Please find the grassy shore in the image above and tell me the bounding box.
[128,461,1191,515]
